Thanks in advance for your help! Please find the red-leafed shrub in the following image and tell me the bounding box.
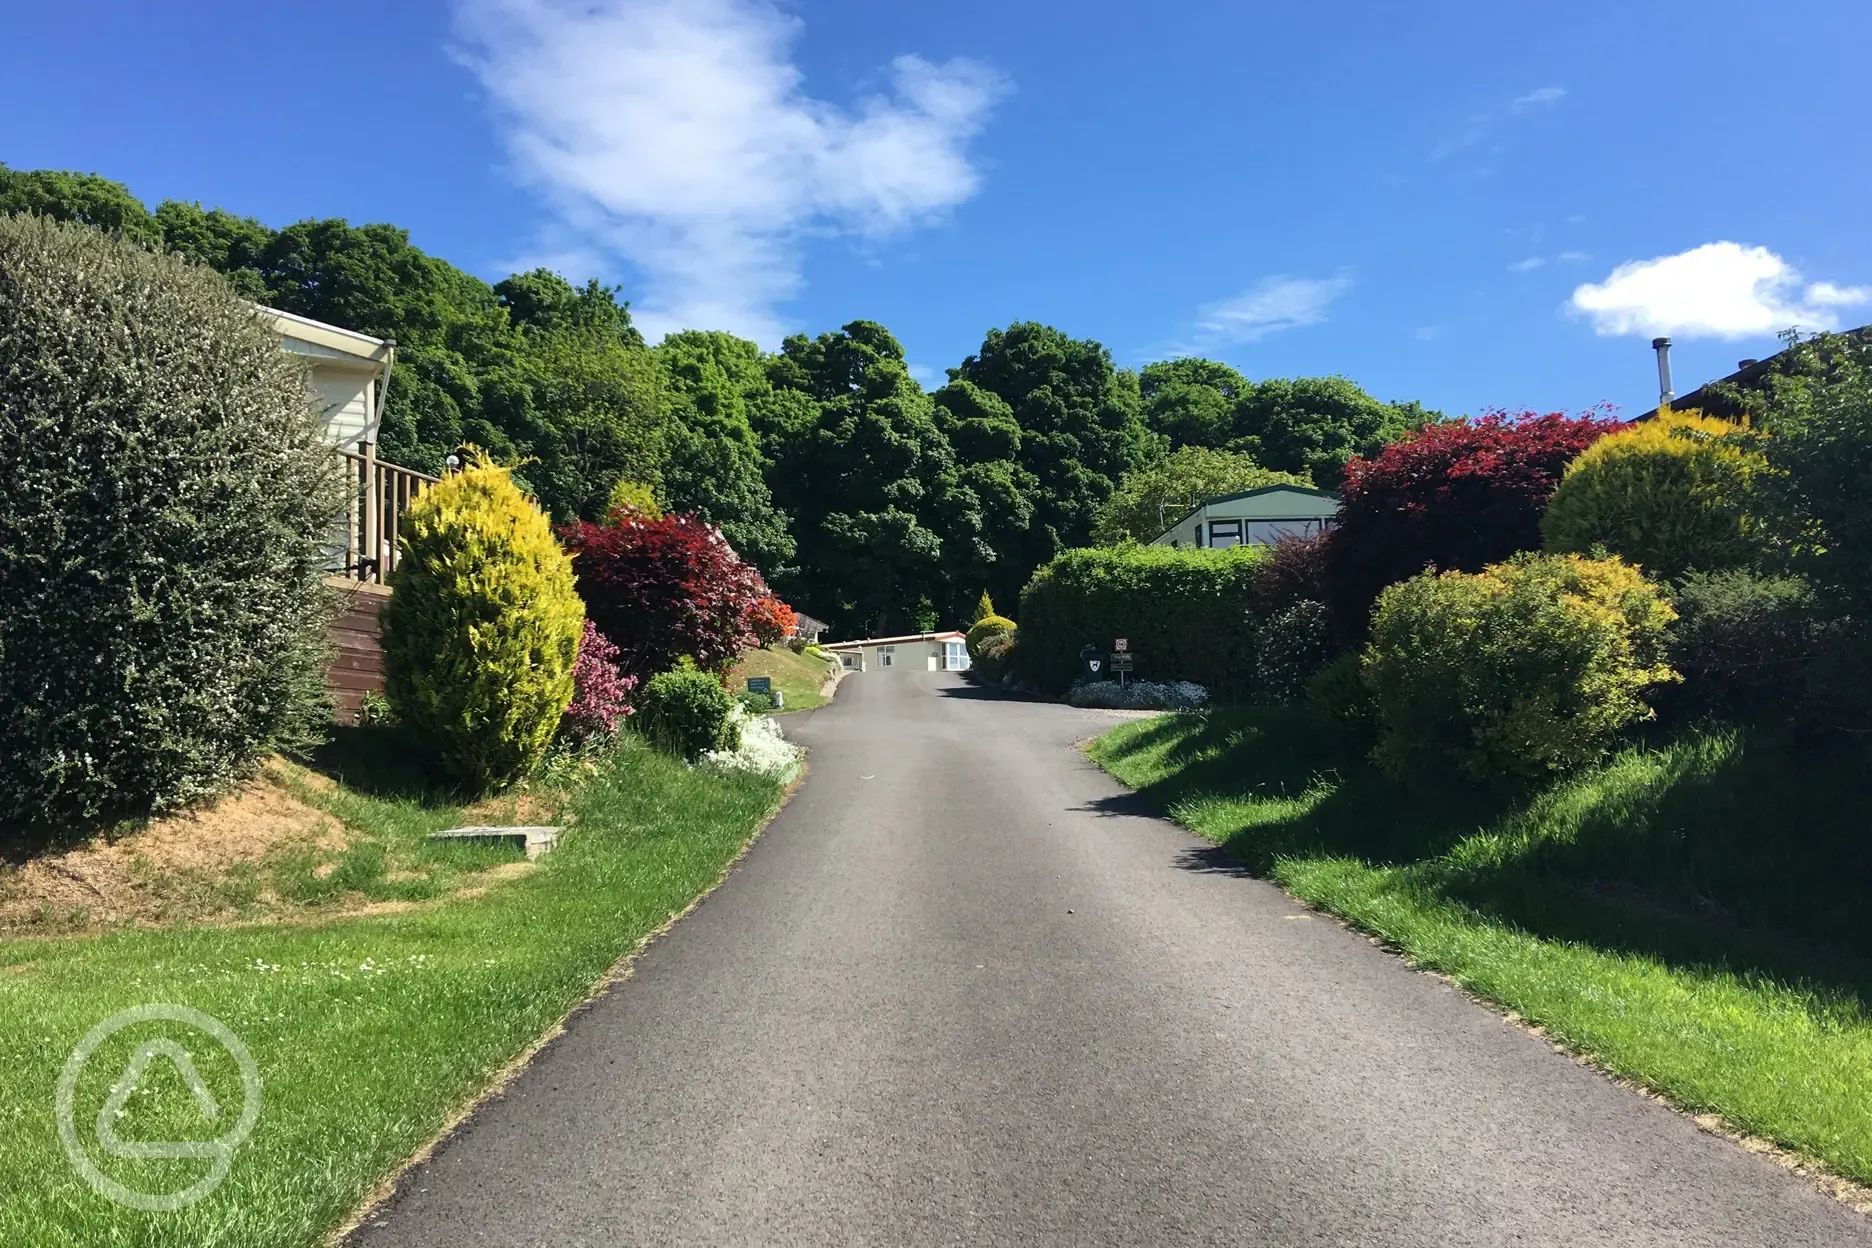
[1324,410,1621,639]
[1251,531,1335,618]
[560,512,771,682]
[559,620,637,746]
[748,596,799,649]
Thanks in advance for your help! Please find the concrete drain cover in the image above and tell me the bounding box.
[427,826,561,859]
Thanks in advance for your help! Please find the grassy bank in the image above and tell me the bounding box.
[0,732,787,1247]
[1090,706,1872,1187]
[730,644,838,711]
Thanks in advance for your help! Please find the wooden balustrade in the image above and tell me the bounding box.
[334,441,441,584]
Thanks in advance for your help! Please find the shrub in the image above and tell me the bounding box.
[737,690,778,714]
[1255,600,1334,701]
[561,510,772,683]
[747,595,798,648]
[381,457,583,789]
[1541,408,1767,579]
[1251,531,1334,618]
[965,612,1016,660]
[1066,680,1209,710]
[1325,410,1621,641]
[972,591,998,623]
[971,631,1018,685]
[1662,570,1817,726]
[0,214,341,830]
[1016,545,1267,695]
[1305,651,1375,731]
[636,667,739,761]
[1363,552,1677,785]
[604,478,663,520]
[1748,331,1872,618]
[559,620,637,746]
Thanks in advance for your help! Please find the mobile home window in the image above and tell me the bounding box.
[943,639,969,671]
[1207,519,1243,549]
[877,645,895,668]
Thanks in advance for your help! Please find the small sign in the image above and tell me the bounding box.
[1114,638,1128,652]
[1110,653,1134,672]
[746,676,772,694]
[1088,659,1102,673]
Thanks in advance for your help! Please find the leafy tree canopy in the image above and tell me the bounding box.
[952,322,1161,598]
[1092,446,1312,545]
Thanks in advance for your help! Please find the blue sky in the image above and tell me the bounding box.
[3,0,1868,419]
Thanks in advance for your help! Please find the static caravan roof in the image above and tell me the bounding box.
[1163,484,1338,531]
[262,306,395,370]
[820,630,966,650]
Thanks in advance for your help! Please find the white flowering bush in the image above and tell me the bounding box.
[1066,680,1210,710]
[702,703,803,781]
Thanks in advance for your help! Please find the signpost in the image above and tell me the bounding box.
[745,676,772,694]
[1110,645,1134,687]
[1114,638,1128,652]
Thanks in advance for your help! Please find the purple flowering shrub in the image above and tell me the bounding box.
[559,620,637,746]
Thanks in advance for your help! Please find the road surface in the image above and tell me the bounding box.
[349,671,1871,1247]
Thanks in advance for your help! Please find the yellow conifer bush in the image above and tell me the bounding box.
[382,456,584,790]
[1540,408,1766,579]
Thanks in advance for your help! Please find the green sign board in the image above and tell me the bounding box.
[745,676,773,694]
[1110,652,1134,672]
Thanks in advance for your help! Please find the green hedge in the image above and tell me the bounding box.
[0,213,341,832]
[1015,545,1267,695]
[636,667,739,761]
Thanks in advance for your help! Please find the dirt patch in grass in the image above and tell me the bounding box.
[0,766,344,931]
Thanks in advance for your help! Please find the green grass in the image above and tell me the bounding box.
[1089,705,1872,1186]
[729,644,839,712]
[0,730,786,1247]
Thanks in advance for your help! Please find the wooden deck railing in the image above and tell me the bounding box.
[334,441,441,584]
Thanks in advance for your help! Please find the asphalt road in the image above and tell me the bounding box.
[349,671,1872,1247]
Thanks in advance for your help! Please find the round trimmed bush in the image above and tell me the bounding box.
[1663,569,1817,725]
[1364,552,1678,785]
[381,457,583,789]
[965,612,1016,660]
[1541,408,1766,579]
[0,213,341,831]
[636,667,739,761]
[972,630,1017,685]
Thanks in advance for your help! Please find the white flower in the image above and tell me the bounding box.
[702,706,803,780]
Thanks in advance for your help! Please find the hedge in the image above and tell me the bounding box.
[1015,545,1267,695]
[0,213,340,832]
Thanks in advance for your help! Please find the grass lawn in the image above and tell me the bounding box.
[1090,705,1872,1189]
[729,644,839,712]
[0,730,788,1247]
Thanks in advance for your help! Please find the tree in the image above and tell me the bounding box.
[1140,358,1252,449]
[1233,377,1434,486]
[1091,446,1311,545]
[656,330,795,573]
[764,321,970,634]
[0,164,162,246]
[952,322,1161,597]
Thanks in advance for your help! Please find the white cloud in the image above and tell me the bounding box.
[1185,274,1353,348]
[452,0,1010,344]
[1414,325,1444,342]
[906,363,940,389]
[1432,86,1567,160]
[1808,281,1872,307]
[1508,256,1545,273]
[1569,242,1871,338]
[1557,250,1589,263]
[1511,86,1567,113]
